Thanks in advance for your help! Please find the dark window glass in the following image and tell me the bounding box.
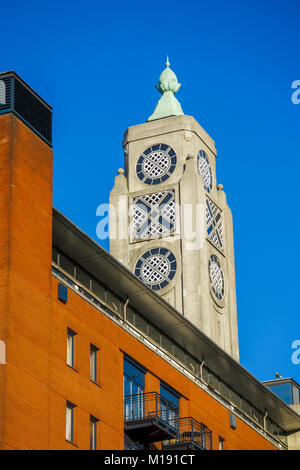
[134,313,148,335]
[202,365,210,382]
[161,334,173,355]
[90,415,98,450]
[268,383,293,404]
[173,344,185,363]
[124,357,145,391]
[124,358,145,422]
[160,385,179,407]
[60,253,75,277]
[208,373,220,392]
[230,389,241,408]
[91,279,106,300]
[76,267,91,289]
[52,246,59,264]
[90,344,99,383]
[148,324,160,344]
[220,381,231,400]
[106,290,121,313]
[160,384,179,430]
[125,306,135,324]
[240,398,251,416]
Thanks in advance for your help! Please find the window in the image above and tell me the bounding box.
[67,328,76,368]
[60,252,75,277]
[268,383,293,404]
[160,384,179,429]
[66,401,75,442]
[90,415,99,450]
[90,344,99,383]
[75,267,91,289]
[58,283,68,303]
[219,436,225,450]
[124,357,145,421]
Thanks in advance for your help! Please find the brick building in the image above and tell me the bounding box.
[0,71,299,450]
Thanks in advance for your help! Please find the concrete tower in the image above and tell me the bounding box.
[110,59,239,361]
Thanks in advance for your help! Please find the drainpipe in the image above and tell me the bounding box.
[263,411,268,432]
[200,360,205,381]
[124,297,129,321]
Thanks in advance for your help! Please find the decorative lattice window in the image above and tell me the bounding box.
[136,144,177,185]
[134,248,177,291]
[132,190,175,240]
[206,198,224,250]
[197,150,213,192]
[209,254,225,301]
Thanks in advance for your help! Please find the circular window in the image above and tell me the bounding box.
[134,247,177,290]
[197,150,213,192]
[136,144,177,185]
[209,254,225,301]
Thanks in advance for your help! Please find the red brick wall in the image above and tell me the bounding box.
[0,114,53,449]
[49,276,277,450]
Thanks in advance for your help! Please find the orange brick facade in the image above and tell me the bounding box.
[0,113,277,450]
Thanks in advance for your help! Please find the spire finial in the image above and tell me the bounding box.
[147,57,184,122]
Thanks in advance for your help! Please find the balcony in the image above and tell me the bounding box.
[162,417,213,450]
[124,392,179,443]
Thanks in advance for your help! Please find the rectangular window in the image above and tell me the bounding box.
[219,436,225,450]
[90,344,99,383]
[66,401,75,442]
[90,415,99,450]
[124,357,145,421]
[267,383,293,405]
[160,384,179,429]
[67,328,76,368]
[60,253,75,277]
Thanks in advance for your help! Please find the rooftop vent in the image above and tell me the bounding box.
[0,71,52,147]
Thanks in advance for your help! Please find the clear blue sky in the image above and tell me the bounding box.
[1,0,300,384]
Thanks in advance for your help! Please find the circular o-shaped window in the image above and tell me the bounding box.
[209,254,225,301]
[136,144,177,185]
[134,247,177,290]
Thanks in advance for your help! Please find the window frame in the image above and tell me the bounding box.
[219,436,225,450]
[66,401,75,443]
[90,415,99,450]
[90,344,99,384]
[67,328,77,368]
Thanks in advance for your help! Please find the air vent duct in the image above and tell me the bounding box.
[0,71,52,147]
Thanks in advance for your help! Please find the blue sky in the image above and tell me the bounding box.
[1,0,300,384]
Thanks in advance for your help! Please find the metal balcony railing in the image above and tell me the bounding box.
[124,392,179,443]
[162,417,213,450]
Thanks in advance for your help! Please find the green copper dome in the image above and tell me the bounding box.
[148,57,184,121]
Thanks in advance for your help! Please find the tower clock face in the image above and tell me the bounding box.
[197,150,213,193]
[134,247,177,291]
[209,254,225,301]
[136,144,177,185]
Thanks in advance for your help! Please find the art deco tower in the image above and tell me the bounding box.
[110,59,239,360]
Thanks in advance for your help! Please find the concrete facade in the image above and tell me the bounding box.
[110,114,239,361]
